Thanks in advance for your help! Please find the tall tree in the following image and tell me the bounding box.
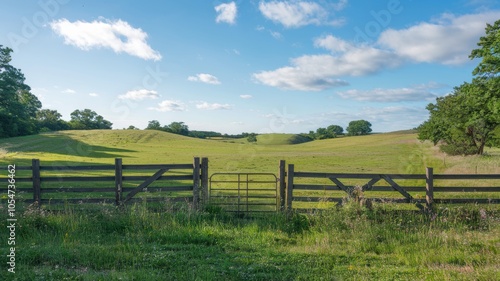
[346,120,372,136]
[36,109,69,132]
[164,121,189,136]
[69,109,112,130]
[0,45,41,137]
[419,20,500,155]
[327,125,344,136]
[146,120,162,130]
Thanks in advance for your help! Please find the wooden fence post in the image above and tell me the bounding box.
[201,157,209,207]
[115,158,123,206]
[193,157,200,211]
[32,159,41,206]
[286,164,294,212]
[426,167,434,210]
[278,160,286,212]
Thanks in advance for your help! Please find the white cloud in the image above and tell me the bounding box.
[215,2,237,24]
[314,34,352,53]
[50,18,162,61]
[196,102,232,110]
[270,30,283,39]
[188,73,221,85]
[259,1,342,28]
[89,92,99,97]
[61,88,76,94]
[378,11,500,65]
[254,11,500,91]
[332,0,348,11]
[148,100,186,112]
[336,87,437,102]
[240,94,253,99]
[119,89,159,100]
[253,36,400,91]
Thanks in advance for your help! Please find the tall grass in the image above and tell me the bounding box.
[1,201,498,280]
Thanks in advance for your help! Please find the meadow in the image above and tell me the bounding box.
[0,130,499,280]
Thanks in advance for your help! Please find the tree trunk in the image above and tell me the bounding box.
[477,141,485,155]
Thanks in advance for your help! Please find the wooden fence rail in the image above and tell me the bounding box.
[1,157,209,210]
[2,158,500,213]
[282,163,500,212]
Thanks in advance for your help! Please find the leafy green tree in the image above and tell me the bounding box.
[346,120,372,136]
[146,120,162,130]
[0,45,41,137]
[419,78,499,155]
[315,127,330,139]
[327,125,344,136]
[470,19,500,77]
[164,121,189,136]
[419,20,500,155]
[69,109,112,130]
[126,125,139,130]
[36,109,69,132]
[247,133,258,143]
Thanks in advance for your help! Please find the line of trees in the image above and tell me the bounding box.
[0,45,112,138]
[418,20,500,155]
[303,120,372,140]
[145,120,254,139]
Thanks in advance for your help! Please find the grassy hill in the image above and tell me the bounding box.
[1,129,499,174]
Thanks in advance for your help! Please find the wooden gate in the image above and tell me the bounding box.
[209,173,278,214]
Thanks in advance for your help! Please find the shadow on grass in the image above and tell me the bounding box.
[0,132,136,159]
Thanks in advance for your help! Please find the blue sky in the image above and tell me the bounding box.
[1,0,499,134]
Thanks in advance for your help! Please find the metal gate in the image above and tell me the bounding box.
[209,173,278,213]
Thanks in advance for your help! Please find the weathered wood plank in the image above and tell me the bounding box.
[122,168,169,203]
[201,157,209,206]
[123,164,192,170]
[41,176,115,182]
[433,198,500,204]
[193,157,200,211]
[293,197,343,203]
[115,158,123,205]
[32,159,41,205]
[278,160,286,212]
[40,165,115,171]
[286,164,294,211]
[293,184,339,191]
[382,175,425,211]
[328,177,350,193]
[434,174,500,180]
[41,188,115,193]
[433,187,500,192]
[294,172,425,180]
[362,178,381,191]
[426,167,434,209]
[122,175,193,181]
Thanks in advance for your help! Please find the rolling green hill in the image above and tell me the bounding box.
[1,129,499,174]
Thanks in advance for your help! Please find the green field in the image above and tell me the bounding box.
[0,129,465,172]
[0,130,499,280]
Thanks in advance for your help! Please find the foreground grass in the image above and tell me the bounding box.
[0,203,499,280]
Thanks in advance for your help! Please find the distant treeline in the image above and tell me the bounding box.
[144,120,254,139]
[144,120,372,141]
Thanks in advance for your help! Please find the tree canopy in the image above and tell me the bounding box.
[69,109,112,130]
[418,20,500,155]
[0,45,42,137]
[346,120,372,136]
[37,109,70,132]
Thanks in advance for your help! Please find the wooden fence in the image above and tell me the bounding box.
[2,157,209,210]
[281,164,500,212]
[2,158,500,212]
